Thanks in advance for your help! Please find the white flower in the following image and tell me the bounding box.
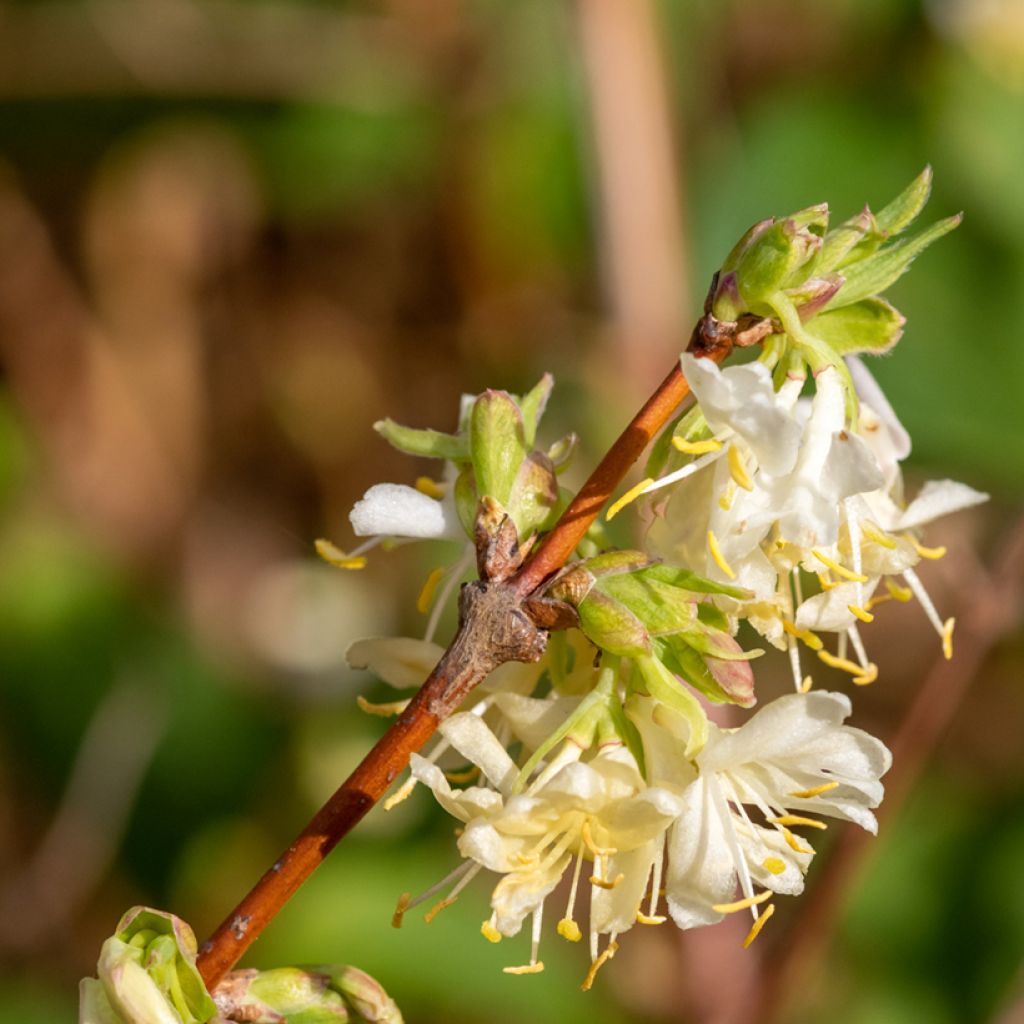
[634,691,890,944]
[349,482,463,542]
[401,711,683,985]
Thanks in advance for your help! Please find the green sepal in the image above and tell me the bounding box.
[373,419,467,462]
[875,166,933,236]
[632,654,708,757]
[469,390,528,506]
[638,562,752,600]
[828,213,962,310]
[512,660,620,793]
[655,635,755,708]
[453,466,478,536]
[596,573,697,635]
[696,601,731,632]
[576,589,651,658]
[547,433,578,472]
[735,220,814,312]
[518,373,553,449]
[810,297,906,355]
[507,450,559,537]
[819,207,876,272]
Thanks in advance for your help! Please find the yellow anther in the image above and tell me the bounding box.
[789,781,840,799]
[504,962,545,976]
[711,890,773,914]
[392,893,411,929]
[636,912,667,925]
[942,617,955,660]
[515,852,539,867]
[719,483,735,512]
[886,580,914,602]
[383,777,417,812]
[762,857,787,875]
[727,444,754,491]
[780,827,814,855]
[911,538,947,560]
[356,695,410,717]
[672,436,723,455]
[580,942,619,992]
[581,820,616,858]
[557,917,582,942]
[783,620,824,651]
[707,530,737,580]
[772,814,827,830]
[415,476,446,499]
[818,649,870,677]
[589,873,626,891]
[606,478,655,521]
[865,593,892,611]
[812,549,868,583]
[862,523,897,549]
[853,664,879,686]
[424,898,454,924]
[314,538,367,570]
[481,920,502,943]
[817,572,838,591]
[799,675,814,693]
[444,766,480,784]
[742,903,775,948]
[416,566,446,614]
[847,604,875,624]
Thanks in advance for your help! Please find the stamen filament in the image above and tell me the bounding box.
[580,941,619,992]
[727,444,754,491]
[383,776,418,811]
[812,549,868,583]
[672,436,723,455]
[742,904,775,948]
[708,530,737,580]
[416,567,446,613]
[606,478,655,521]
[911,538,947,560]
[783,620,824,651]
[415,476,446,500]
[862,523,897,549]
[356,695,411,717]
[712,890,772,914]
[772,814,827,830]
[789,781,839,799]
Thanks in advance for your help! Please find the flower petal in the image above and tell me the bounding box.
[346,636,444,689]
[349,483,461,540]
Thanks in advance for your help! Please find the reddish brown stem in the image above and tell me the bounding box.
[197,330,731,989]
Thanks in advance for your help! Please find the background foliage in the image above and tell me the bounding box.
[0,0,1021,1021]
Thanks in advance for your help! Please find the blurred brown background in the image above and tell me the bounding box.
[0,0,1022,1021]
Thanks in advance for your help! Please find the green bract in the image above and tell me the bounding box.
[709,167,960,390]
[548,551,758,707]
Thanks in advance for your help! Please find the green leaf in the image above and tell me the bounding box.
[875,166,933,235]
[582,549,652,578]
[830,214,962,308]
[518,373,553,448]
[810,297,906,355]
[373,419,468,461]
[469,390,528,506]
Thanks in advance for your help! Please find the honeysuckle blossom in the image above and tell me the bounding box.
[397,709,683,988]
[631,690,890,943]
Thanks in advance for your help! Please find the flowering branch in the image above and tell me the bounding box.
[194,295,741,989]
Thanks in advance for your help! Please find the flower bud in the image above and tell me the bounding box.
[79,908,216,1024]
[212,966,402,1024]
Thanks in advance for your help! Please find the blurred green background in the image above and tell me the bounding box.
[0,0,1022,1021]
